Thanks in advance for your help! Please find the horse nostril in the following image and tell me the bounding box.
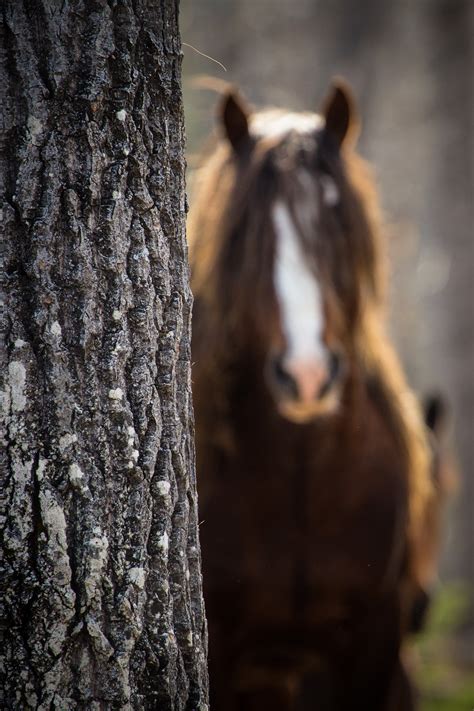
[329,351,341,381]
[320,351,342,398]
[272,357,298,399]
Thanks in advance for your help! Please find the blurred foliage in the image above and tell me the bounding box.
[416,583,474,710]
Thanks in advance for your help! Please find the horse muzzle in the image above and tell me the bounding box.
[267,351,343,423]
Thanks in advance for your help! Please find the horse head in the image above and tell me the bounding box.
[190,80,384,424]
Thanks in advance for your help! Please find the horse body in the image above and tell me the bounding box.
[189,82,435,710]
[195,352,410,709]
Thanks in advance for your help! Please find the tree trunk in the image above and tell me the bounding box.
[0,2,208,709]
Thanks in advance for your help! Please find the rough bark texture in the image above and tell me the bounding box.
[0,2,208,709]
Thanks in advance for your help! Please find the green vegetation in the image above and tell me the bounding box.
[416,583,474,711]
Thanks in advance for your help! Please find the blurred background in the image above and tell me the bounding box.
[181,1,473,707]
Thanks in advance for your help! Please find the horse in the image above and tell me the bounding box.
[188,80,439,710]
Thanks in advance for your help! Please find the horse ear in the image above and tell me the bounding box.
[321,78,359,149]
[219,89,250,151]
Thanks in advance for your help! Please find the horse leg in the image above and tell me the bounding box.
[233,655,304,711]
[294,667,338,711]
[236,685,294,711]
[345,596,408,711]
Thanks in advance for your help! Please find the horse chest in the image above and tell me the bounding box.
[200,411,408,629]
[250,449,401,571]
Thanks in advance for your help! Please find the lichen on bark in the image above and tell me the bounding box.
[0,2,208,709]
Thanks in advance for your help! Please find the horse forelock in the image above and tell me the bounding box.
[250,109,323,141]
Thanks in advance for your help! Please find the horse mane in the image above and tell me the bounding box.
[188,111,434,583]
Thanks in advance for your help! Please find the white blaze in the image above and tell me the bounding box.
[272,201,326,365]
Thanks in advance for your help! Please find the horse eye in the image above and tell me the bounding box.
[320,174,340,207]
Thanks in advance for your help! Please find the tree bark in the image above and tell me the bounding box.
[0,2,208,709]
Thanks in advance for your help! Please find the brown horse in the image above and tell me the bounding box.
[189,80,438,710]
